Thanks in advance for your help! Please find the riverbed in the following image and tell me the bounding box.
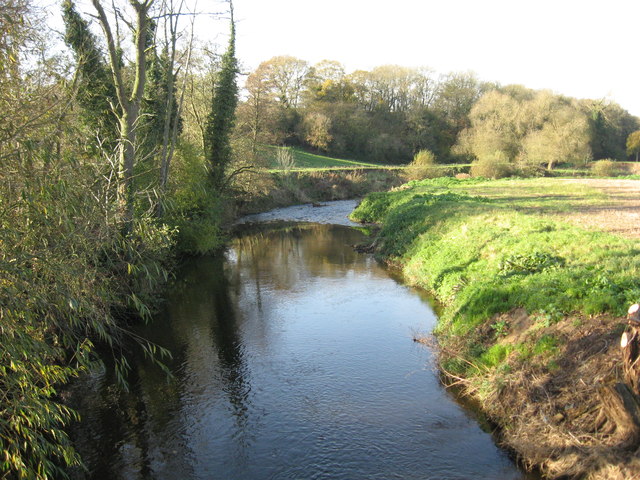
[70,201,534,479]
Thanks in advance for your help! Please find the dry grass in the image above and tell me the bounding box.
[432,307,640,479]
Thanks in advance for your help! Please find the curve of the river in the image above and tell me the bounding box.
[69,201,536,480]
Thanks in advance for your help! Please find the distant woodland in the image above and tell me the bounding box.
[234,56,639,168]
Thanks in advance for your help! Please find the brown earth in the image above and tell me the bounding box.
[556,179,640,239]
[467,309,640,480]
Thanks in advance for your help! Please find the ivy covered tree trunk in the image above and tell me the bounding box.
[204,0,238,191]
[62,0,118,150]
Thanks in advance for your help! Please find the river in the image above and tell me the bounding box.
[70,201,535,479]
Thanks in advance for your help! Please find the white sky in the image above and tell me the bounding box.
[42,0,639,116]
[227,0,640,116]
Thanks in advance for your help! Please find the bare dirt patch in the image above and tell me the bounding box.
[556,179,640,238]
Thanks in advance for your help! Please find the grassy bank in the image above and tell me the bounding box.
[351,177,640,479]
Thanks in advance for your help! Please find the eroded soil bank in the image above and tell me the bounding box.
[351,178,640,480]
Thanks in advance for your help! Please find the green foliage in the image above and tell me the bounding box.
[164,141,225,254]
[491,319,509,337]
[498,251,566,276]
[1,153,175,478]
[204,19,239,190]
[478,344,513,370]
[2,3,179,472]
[62,0,118,149]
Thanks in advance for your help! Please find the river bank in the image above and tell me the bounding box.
[350,177,640,479]
[234,168,404,216]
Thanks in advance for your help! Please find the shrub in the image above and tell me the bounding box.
[405,149,440,181]
[275,146,296,171]
[591,159,621,177]
[470,152,513,179]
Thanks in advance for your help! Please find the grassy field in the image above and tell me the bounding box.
[261,146,385,170]
[350,177,640,478]
[351,177,640,327]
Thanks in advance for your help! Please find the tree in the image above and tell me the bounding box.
[204,1,238,190]
[237,61,279,153]
[580,99,639,160]
[521,104,591,170]
[459,90,521,163]
[262,55,310,109]
[90,0,154,231]
[302,111,332,151]
[62,0,118,150]
[457,88,591,171]
[146,0,192,217]
[433,71,488,133]
[627,130,640,161]
[304,59,352,104]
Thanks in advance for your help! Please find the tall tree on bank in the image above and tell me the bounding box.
[204,0,238,191]
[91,0,153,232]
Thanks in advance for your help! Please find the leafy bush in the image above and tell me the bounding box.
[470,152,513,179]
[405,149,440,181]
[1,155,175,478]
[166,141,226,254]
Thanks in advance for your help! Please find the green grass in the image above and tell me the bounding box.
[260,145,475,174]
[262,146,384,170]
[351,177,640,374]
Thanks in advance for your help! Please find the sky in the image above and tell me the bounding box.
[44,0,639,116]
[225,0,640,116]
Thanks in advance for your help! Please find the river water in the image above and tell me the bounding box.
[70,201,534,479]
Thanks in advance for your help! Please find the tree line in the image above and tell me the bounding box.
[235,56,640,169]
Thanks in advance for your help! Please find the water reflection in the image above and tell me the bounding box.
[70,223,532,479]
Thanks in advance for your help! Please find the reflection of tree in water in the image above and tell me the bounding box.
[231,224,367,292]
[68,352,188,480]
[71,223,371,478]
[208,256,252,433]
[169,255,254,444]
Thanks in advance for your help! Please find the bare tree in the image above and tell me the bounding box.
[91,0,154,231]
[156,0,195,216]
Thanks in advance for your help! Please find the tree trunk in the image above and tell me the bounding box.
[118,108,136,233]
[622,325,640,396]
[597,383,640,447]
